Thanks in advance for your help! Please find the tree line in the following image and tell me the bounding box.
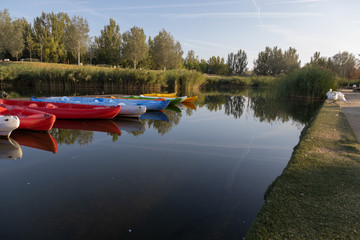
[0,9,359,81]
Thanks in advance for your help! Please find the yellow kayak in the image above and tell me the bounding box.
[181,102,197,110]
[142,93,177,97]
[182,96,198,103]
[142,94,197,103]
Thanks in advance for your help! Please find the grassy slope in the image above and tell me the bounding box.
[245,102,360,239]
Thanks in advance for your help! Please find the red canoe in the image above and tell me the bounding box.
[53,119,121,135]
[11,129,58,153]
[0,99,120,119]
[0,106,56,131]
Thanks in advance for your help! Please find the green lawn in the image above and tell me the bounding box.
[245,102,360,239]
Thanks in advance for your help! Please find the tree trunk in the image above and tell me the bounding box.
[134,61,137,69]
[78,41,81,66]
[40,43,43,62]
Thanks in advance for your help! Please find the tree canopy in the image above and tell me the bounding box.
[253,46,300,76]
[64,16,89,65]
[149,29,183,70]
[227,49,248,75]
[95,18,121,65]
[121,26,148,69]
[0,9,24,60]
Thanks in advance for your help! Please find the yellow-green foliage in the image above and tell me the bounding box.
[245,103,360,239]
[279,66,337,99]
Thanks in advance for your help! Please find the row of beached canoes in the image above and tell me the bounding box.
[0,93,197,137]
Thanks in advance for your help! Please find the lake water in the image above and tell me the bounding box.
[0,90,320,239]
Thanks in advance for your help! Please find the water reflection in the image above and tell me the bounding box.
[0,89,322,239]
[113,118,146,134]
[44,94,320,142]
[53,119,121,135]
[11,130,58,153]
[198,93,320,125]
[0,138,22,159]
[50,128,94,146]
[140,111,169,122]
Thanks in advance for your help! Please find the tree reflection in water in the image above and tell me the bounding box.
[224,96,246,119]
[48,90,321,143]
[143,110,182,136]
[50,129,94,145]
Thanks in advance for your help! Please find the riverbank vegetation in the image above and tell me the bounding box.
[0,62,206,93]
[245,102,360,239]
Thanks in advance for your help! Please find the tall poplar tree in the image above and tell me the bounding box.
[95,18,121,65]
[121,26,148,69]
[65,16,89,65]
[33,12,69,62]
[0,9,25,60]
[227,49,248,75]
[149,29,183,70]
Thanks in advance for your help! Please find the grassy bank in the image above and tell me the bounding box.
[245,102,360,239]
[0,62,206,92]
[204,75,279,89]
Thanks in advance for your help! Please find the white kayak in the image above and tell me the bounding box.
[0,115,20,137]
[31,96,147,118]
[0,138,22,160]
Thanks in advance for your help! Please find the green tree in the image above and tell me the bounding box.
[95,18,121,65]
[65,16,89,65]
[0,9,12,58]
[33,12,68,62]
[184,50,200,71]
[283,47,301,73]
[87,39,97,65]
[199,59,208,73]
[33,13,47,62]
[43,37,63,62]
[121,26,148,69]
[309,51,328,68]
[26,32,35,61]
[253,46,300,76]
[9,18,25,60]
[227,49,248,75]
[207,56,228,75]
[329,51,359,86]
[0,9,25,60]
[149,29,183,70]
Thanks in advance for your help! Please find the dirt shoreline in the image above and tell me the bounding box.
[339,89,360,143]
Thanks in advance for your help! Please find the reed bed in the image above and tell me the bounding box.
[0,62,206,92]
[204,75,279,89]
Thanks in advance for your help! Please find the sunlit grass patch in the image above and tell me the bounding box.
[245,102,360,239]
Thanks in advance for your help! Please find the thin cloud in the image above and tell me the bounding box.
[183,39,238,51]
[269,0,326,4]
[65,1,247,12]
[152,11,322,19]
[252,0,264,32]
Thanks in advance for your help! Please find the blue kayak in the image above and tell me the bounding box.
[140,111,169,122]
[30,96,170,111]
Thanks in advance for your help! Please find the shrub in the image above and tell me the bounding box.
[279,66,336,99]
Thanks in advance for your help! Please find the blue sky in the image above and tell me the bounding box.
[2,0,360,68]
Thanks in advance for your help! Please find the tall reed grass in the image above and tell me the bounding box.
[0,62,206,93]
[277,66,337,99]
[204,75,279,89]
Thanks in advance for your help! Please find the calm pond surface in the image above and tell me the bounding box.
[0,89,321,239]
